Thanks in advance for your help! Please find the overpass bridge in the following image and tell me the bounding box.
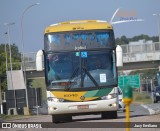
[23,42,160,79]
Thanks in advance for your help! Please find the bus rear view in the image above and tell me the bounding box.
[36,20,123,123]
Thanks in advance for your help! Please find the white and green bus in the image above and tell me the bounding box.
[36,20,123,123]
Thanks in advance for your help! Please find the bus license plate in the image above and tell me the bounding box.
[77,105,89,109]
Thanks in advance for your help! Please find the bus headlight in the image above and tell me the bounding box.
[107,94,112,99]
[101,93,117,100]
[48,97,64,102]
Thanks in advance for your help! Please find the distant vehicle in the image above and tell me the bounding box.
[152,86,160,103]
[118,87,125,112]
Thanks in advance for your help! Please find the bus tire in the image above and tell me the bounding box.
[101,111,117,119]
[52,114,72,123]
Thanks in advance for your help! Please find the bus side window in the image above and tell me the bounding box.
[48,63,55,81]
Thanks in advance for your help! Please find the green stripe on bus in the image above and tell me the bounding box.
[84,88,113,98]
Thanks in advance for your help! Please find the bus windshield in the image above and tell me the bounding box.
[44,30,115,51]
[46,50,117,90]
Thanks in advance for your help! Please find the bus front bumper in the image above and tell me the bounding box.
[48,98,118,115]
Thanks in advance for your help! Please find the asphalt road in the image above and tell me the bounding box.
[1,104,160,131]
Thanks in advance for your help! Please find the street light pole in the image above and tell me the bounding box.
[4,22,15,90]
[4,32,8,72]
[21,3,40,62]
[21,3,40,115]
[4,22,17,115]
[153,14,160,43]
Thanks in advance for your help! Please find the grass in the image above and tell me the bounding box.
[132,91,152,104]
[0,114,32,121]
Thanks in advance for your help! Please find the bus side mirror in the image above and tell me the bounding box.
[36,50,44,71]
[116,45,123,67]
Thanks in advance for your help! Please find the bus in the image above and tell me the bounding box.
[36,20,123,123]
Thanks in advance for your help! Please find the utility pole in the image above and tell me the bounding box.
[153,14,160,43]
[21,3,40,115]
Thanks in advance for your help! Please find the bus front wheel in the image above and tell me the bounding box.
[52,114,72,123]
[101,111,117,119]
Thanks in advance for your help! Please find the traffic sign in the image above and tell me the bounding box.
[81,52,87,58]
[118,75,140,89]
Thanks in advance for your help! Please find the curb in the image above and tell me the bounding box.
[141,104,160,115]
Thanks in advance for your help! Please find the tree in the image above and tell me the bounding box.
[0,43,21,91]
[116,35,129,45]
[121,35,129,45]
[129,34,150,41]
[115,38,122,45]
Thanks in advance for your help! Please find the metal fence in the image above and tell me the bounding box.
[23,52,37,71]
[121,42,160,63]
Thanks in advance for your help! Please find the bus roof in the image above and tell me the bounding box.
[45,20,113,34]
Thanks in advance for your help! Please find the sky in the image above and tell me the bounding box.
[0,0,160,53]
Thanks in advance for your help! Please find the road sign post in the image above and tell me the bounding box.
[123,86,133,131]
[118,75,140,89]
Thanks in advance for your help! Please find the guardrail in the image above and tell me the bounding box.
[23,52,37,71]
[121,42,160,63]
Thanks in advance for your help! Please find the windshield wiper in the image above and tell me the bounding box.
[65,66,100,91]
[81,67,99,88]
[65,67,80,91]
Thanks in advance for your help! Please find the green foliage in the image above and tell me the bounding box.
[0,43,21,91]
[0,114,31,120]
[134,94,143,101]
[116,35,129,45]
[129,34,150,42]
[133,91,152,104]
